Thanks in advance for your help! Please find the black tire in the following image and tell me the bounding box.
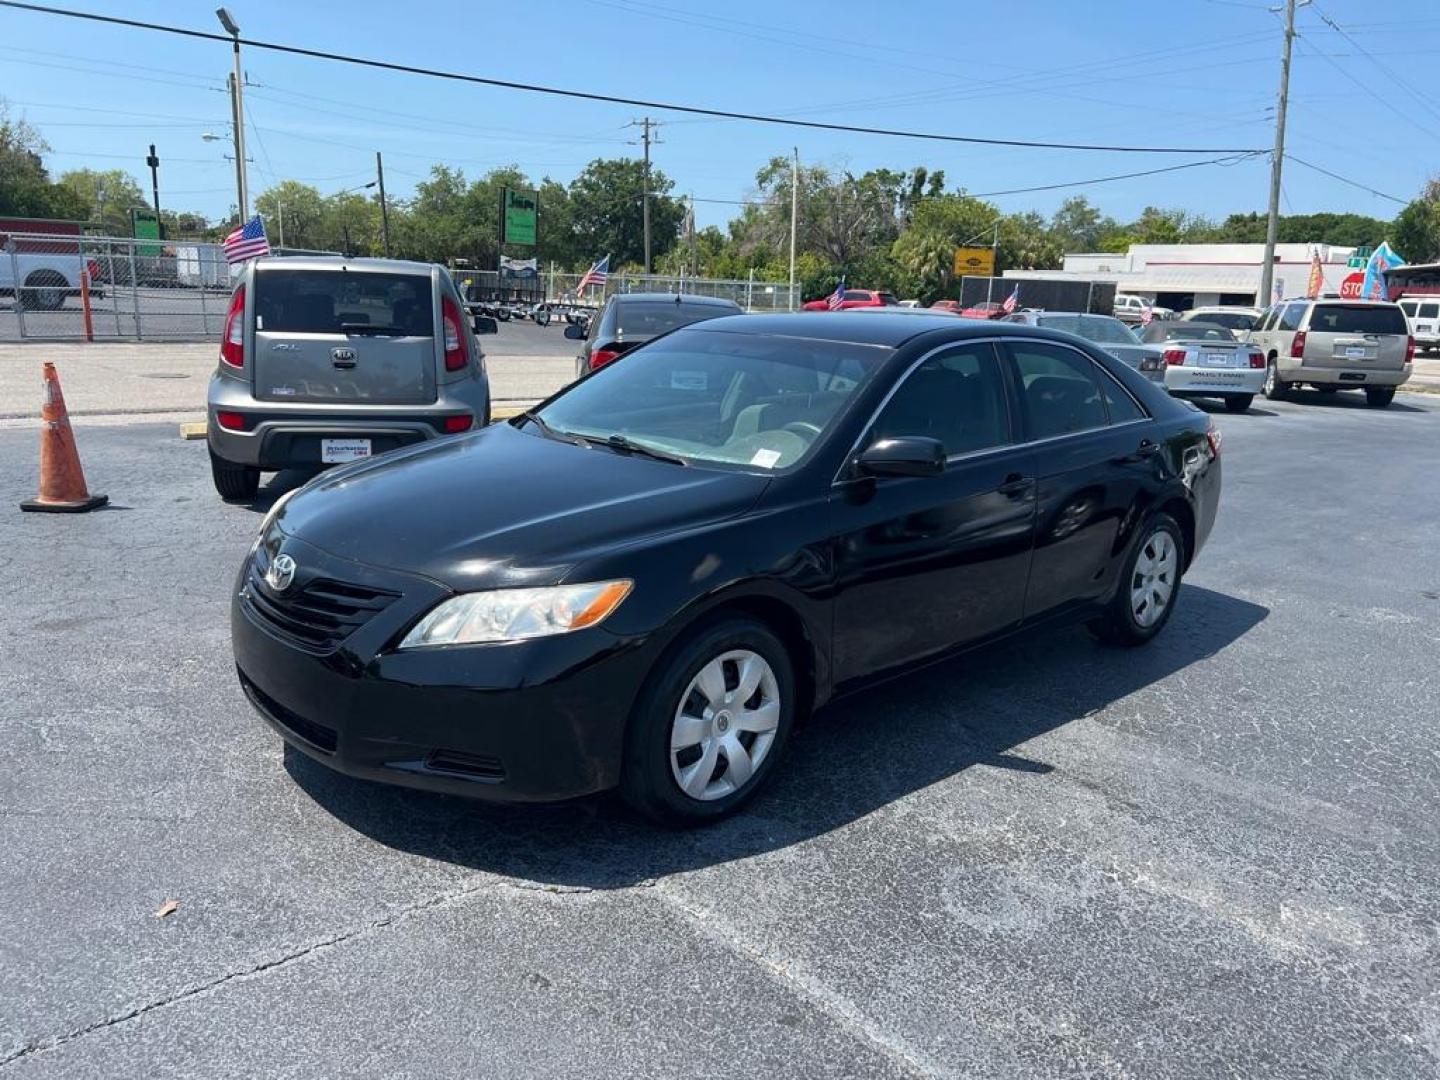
[1262,358,1288,401]
[209,447,260,502]
[1365,386,1396,408]
[620,617,797,826]
[1223,394,1254,413]
[20,271,67,311]
[1089,512,1185,647]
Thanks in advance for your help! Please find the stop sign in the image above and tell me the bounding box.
[1339,272,1365,299]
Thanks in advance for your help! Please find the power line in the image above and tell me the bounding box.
[1308,3,1440,127]
[1282,154,1408,204]
[965,154,1263,198]
[0,1,1266,155]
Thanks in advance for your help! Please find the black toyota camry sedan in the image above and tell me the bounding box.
[233,311,1221,824]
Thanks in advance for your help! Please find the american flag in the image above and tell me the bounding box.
[578,255,610,291]
[825,280,846,310]
[1001,283,1021,314]
[223,215,270,264]
[1139,298,1154,326]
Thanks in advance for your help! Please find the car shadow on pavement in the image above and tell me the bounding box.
[285,584,1268,889]
[1283,392,1429,413]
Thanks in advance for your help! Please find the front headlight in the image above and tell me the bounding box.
[398,580,633,648]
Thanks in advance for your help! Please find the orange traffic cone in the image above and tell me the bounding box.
[20,362,108,514]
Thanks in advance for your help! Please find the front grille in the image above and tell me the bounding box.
[244,551,398,654]
[239,670,338,753]
[426,749,506,781]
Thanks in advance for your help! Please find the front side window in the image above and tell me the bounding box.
[536,328,890,471]
[870,343,1010,457]
[1007,342,1110,439]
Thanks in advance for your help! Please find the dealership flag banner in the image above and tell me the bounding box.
[1306,249,1324,299]
[1360,242,1405,301]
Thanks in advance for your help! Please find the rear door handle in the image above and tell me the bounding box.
[1113,439,1159,464]
[997,474,1033,497]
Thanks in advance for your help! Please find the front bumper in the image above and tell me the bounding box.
[1164,366,1265,397]
[231,534,650,802]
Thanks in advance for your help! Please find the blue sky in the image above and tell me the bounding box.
[2,0,1435,233]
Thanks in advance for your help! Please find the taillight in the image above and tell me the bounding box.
[215,410,247,431]
[441,414,473,434]
[220,284,246,368]
[1289,330,1306,359]
[1206,423,1222,458]
[589,348,621,370]
[1248,349,1265,368]
[441,295,469,372]
[1406,335,1416,363]
[1162,348,1187,366]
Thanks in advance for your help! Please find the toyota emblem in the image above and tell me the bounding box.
[265,553,297,593]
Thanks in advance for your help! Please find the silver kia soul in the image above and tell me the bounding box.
[206,257,493,500]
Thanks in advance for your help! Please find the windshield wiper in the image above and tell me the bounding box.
[340,323,405,336]
[518,410,588,447]
[600,433,688,466]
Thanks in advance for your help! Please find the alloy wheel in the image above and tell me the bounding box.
[669,649,781,801]
[1130,529,1178,628]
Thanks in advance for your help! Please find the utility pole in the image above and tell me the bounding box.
[145,144,162,236]
[628,118,660,273]
[1260,0,1305,308]
[376,151,391,257]
[788,147,799,310]
[687,193,697,278]
[217,8,248,221]
[276,202,285,248]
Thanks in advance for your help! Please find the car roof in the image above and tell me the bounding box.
[610,292,741,308]
[253,255,438,274]
[687,310,1084,347]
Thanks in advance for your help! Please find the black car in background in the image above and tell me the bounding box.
[234,312,1221,824]
[566,292,743,378]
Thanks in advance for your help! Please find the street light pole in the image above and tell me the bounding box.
[145,144,162,235]
[1260,0,1306,308]
[376,150,391,257]
[788,147,799,311]
[217,7,248,221]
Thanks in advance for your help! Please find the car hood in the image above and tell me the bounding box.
[274,423,770,589]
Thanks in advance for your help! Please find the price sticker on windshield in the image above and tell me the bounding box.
[750,448,782,468]
[671,371,708,391]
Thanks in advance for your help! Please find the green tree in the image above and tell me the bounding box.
[568,157,684,269]
[255,181,327,249]
[892,194,997,301]
[1050,195,1107,252]
[56,168,148,234]
[0,102,87,220]
[1392,194,1438,263]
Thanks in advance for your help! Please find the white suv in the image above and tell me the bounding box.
[1246,298,1414,408]
[1399,298,1439,353]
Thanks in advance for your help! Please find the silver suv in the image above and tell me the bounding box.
[207,257,493,500]
[1247,298,1413,408]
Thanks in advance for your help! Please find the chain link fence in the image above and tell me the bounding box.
[453,268,799,313]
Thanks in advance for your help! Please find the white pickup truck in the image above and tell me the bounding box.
[0,242,101,310]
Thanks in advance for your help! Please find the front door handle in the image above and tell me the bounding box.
[997,474,1032,497]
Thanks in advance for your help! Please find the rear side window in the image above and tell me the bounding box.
[254,270,433,335]
[1007,342,1110,439]
[843,291,872,302]
[1097,369,1146,423]
[878,292,900,306]
[1309,304,1408,335]
[615,301,734,338]
[1276,303,1306,332]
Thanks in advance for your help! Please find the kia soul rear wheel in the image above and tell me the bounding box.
[622,618,795,825]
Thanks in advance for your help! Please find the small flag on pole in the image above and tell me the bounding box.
[1140,298,1154,326]
[222,215,270,264]
[1306,248,1324,299]
[1001,283,1021,314]
[578,255,610,291]
[825,280,846,310]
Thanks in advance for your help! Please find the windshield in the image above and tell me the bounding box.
[1192,311,1257,331]
[615,301,735,339]
[1039,314,1138,345]
[534,328,891,471]
[1309,304,1408,335]
[254,269,433,335]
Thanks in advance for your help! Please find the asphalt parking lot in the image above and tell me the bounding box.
[1,391,1438,1077]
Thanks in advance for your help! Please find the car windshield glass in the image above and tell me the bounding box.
[254,269,433,335]
[1166,324,1233,341]
[1309,304,1408,335]
[1195,311,1256,330]
[534,328,891,472]
[615,301,734,339]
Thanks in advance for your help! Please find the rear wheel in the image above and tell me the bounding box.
[209,447,260,502]
[1262,358,1288,401]
[1365,386,1396,408]
[1223,394,1253,413]
[621,617,795,825]
[20,271,66,311]
[1089,513,1185,647]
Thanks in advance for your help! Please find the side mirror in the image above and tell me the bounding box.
[856,436,945,478]
[472,315,498,335]
[563,323,586,341]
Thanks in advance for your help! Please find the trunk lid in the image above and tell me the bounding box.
[251,266,439,405]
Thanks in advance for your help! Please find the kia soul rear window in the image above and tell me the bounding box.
[1309,304,1408,335]
[254,270,433,335]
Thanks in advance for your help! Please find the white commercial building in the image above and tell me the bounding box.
[1005,243,1359,310]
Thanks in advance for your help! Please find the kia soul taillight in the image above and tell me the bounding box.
[220,284,246,368]
[441,295,469,372]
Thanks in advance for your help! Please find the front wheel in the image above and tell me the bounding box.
[621,618,796,825]
[1224,394,1254,413]
[1365,386,1396,408]
[1089,513,1185,647]
[1262,358,1288,401]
